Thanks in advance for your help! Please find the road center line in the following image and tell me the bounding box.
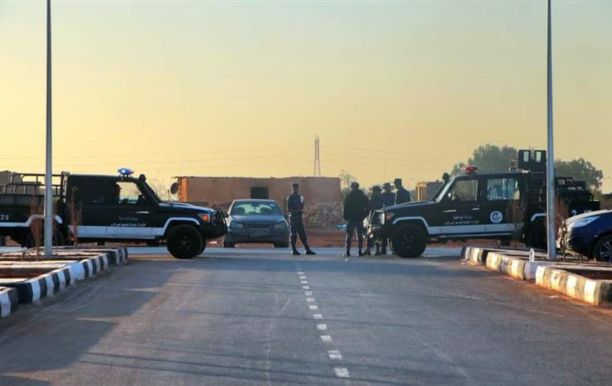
[300,281,308,285]
[309,305,319,310]
[313,313,323,320]
[304,291,313,296]
[320,335,332,343]
[328,350,343,360]
[302,286,310,290]
[334,367,350,378]
[316,323,328,331]
[306,297,316,303]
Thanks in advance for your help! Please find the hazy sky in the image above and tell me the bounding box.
[1,0,611,193]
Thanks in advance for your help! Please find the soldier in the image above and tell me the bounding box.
[381,183,395,207]
[286,183,316,256]
[379,183,396,255]
[394,178,411,205]
[365,185,384,256]
[343,182,370,257]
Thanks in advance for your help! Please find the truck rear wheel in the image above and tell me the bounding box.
[24,228,65,248]
[166,225,203,259]
[526,222,547,250]
[391,224,427,258]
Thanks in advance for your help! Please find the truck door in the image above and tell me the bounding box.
[107,180,157,239]
[67,178,115,239]
[481,176,523,235]
[437,177,485,235]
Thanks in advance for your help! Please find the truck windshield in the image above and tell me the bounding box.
[141,181,162,204]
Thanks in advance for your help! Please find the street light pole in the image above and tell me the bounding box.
[546,0,557,259]
[44,0,53,256]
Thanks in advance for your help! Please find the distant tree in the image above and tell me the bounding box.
[450,144,605,193]
[338,170,356,189]
[451,144,518,175]
[555,158,603,192]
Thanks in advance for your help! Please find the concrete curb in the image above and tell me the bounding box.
[50,247,129,266]
[485,252,553,281]
[0,286,18,318]
[0,265,75,303]
[461,246,490,265]
[0,248,127,306]
[536,266,612,307]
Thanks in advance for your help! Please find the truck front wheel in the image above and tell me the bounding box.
[593,235,612,262]
[391,224,427,258]
[166,225,203,259]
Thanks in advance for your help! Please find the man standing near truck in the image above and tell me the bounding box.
[394,178,411,205]
[286,183,316,256]
[379,182,395,255]
[365,185,384,256]
[343,182,370,257]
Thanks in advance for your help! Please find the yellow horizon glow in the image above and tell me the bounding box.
[1,1,611,194]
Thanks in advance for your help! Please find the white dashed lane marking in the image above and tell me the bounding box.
[296,268,350,379]
[334,367,350,378]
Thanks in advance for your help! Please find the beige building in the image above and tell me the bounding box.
[175,176,342,210]
[415,180,444,201]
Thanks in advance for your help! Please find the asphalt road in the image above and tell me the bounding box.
[0,247,610,386]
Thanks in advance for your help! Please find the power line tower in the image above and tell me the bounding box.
[313,135,321,177]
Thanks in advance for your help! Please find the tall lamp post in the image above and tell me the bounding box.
[44,0,53,256]
[546,0,557,259]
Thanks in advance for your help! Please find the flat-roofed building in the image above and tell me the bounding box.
[175,176,342,211]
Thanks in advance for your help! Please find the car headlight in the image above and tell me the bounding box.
[230,221,244,229]
[274,222,288,231]
[199,213,211,222]
[570,216,599,229]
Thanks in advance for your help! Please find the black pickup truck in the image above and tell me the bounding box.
[369,150,600,258]
[0,170,226,259]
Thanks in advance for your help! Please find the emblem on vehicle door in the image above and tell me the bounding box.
[490,211,503,224]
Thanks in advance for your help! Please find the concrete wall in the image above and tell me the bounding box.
[177,176,342,211]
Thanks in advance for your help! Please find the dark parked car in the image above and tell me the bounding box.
[561,210,612,262]
[224,199,289,248]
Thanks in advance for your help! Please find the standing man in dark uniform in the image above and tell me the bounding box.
[286,183,316,256]
[379,182,396,255]
[381,183,395,207]
[394,178,411,205]
[365,185,384,256]
[343,182,370,257]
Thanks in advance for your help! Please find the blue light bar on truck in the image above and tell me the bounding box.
[118,168,134,177]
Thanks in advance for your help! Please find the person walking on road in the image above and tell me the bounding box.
[365,185,384,256]
[286,183,316,256]
[394,178,411,205]
[343,182,370,257]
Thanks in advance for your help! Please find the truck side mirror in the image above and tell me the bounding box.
[170,182,179,195]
